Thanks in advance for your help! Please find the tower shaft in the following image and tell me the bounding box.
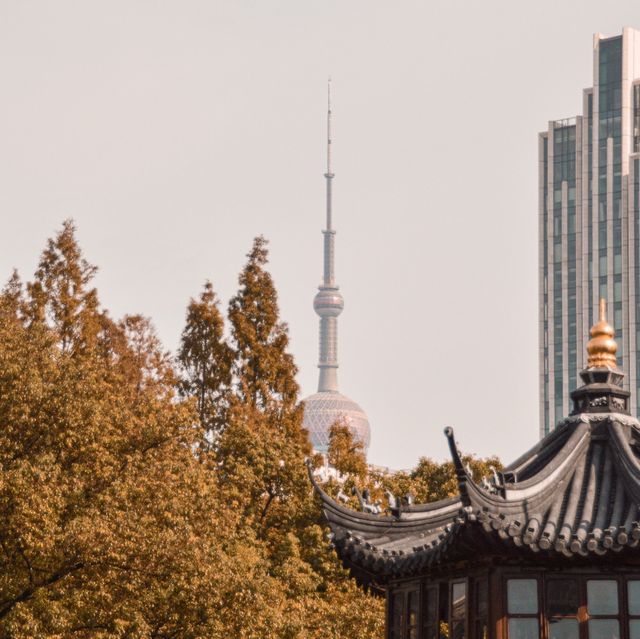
[318,317,338,391]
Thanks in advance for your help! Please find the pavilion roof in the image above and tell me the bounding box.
[310,301,640,589]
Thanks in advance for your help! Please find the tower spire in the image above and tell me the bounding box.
[314,80,344,392]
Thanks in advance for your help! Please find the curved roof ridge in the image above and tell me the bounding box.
[444,423,592,512]
[504,418,574,475]
[607,419,640,506]
[306,460,395,525]
[399,496,461,514]
[502,421,591,497]
[306,460,463,535]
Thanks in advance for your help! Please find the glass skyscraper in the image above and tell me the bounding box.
[540,28,640,435]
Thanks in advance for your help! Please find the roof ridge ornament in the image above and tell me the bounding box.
[587,298,617,369]
[570,299,630,416]
[444,427,472,506]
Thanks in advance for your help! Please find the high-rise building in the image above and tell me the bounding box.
[301,85,371,454]
[540,27,640,435]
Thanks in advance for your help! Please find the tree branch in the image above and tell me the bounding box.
[0,560,84,621]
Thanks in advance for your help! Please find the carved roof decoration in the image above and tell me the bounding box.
[310,300,640,590]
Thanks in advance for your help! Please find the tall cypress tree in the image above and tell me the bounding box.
[0,271,24,322]
[178,281,232,442]
[227,236,299,414]
[219,237,310,527]
[25,219,100,355]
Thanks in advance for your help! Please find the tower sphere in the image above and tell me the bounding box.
[313,288,344,317]
[303,392,371,453]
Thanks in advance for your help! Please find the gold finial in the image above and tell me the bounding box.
[587,298,617,368]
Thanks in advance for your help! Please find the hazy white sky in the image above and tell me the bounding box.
[1,0,639,469]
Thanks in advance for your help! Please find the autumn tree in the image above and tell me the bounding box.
[0,271,24,323]
[24,219,100,355]
[0,223,271,638]
[227,236,299,413]
[215,237,385,638]
[219,236,311,527]
[327,420,368,480]
[178,281,232,442]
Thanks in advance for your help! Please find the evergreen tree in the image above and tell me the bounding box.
[0,270,24,322]
[178,281,232,441]
[25,219,100,355]
[219,236,310,528]
[120,313,175,396]
[227,236,298,414]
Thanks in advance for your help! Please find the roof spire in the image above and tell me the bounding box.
[570,299,629,416]
[587,298,617,369]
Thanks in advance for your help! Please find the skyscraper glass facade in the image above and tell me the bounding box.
[540,28,640,435]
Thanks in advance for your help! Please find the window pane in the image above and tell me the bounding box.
[508,618,539,639]
[452,582,466,621]
[508,579,538,614]
[547,579,579,616]
[408,590,418,627]
[589,619,620,639]
[588,580,619,615]
[630,620,640,639]
[629,581,640,615]
[549,618,579,639]
[452,619,465,639]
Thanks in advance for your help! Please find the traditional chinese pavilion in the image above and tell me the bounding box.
[311,302,640,639]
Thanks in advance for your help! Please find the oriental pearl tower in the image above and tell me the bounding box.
[302,83,371,455]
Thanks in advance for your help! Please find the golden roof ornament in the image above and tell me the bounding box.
[587,298,617,369]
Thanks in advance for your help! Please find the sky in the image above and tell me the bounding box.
[1,0,640,470]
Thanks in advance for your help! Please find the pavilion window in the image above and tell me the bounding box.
[546,578,579,639]
[587,579,619,639]
[389,588,419,639]
[506,578,539,639]
[451,581,467,639]
[628,580,640,638]
[422,585,438,639]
